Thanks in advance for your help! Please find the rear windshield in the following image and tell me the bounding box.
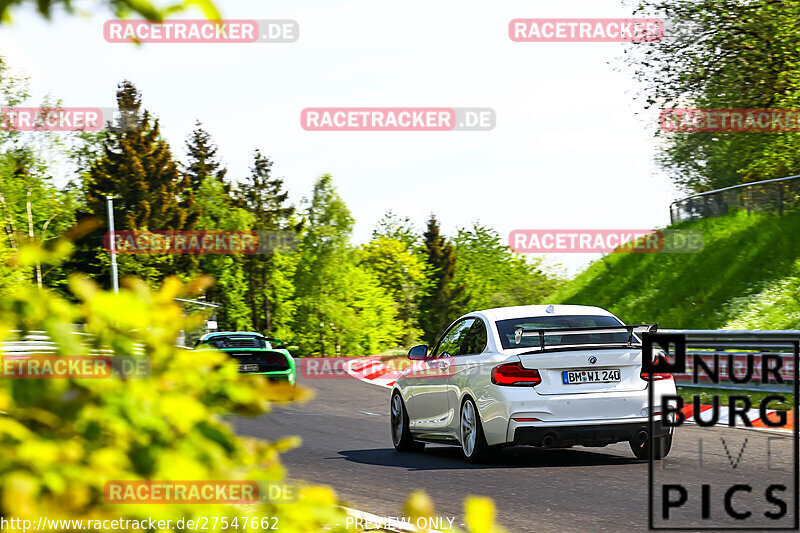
[196,336,271,349]
[495,315,630,350]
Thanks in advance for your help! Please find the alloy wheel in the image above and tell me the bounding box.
[391,394,404,445]
[461,401,477,457]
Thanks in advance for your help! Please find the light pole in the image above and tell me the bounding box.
[107,196,119,293]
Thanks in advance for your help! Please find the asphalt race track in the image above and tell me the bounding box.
[233,373,797,532]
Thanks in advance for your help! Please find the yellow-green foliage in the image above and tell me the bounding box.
[0,242,507,532]
[0,272,346,531]
[403,490,508,533]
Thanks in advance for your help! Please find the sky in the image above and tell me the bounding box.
[0,0,679,274]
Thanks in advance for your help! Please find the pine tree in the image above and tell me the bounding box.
[418,215,468,346]
[237,150,297,333]
[82,81,191,287]
[85,80,191,231]
[181,122,246,324]
[183,122,230,229]
[185,122,227,189]
[236,150,294,230]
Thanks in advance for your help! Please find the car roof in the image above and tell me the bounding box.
[199,331,266,341]
[477,304,616,322]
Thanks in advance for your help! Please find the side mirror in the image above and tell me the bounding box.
[408,344,428,360]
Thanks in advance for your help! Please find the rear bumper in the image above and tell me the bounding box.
[242,369,296,385]
[512,420,671,447]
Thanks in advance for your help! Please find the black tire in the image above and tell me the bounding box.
[630,434,672,460]
[391,392,425,452]
[460,398,490,463]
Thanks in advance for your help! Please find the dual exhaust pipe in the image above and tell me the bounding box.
[540,429,649,448]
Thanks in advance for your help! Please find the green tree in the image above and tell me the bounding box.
[0,53,30,151]
[179,122,251,330]
[236,150,297,334]
[86,81,190,231]
[360,236,427,346]
[185,123,226,186]
[236,150,294,229]
[629,0,800,191]
[183,122,230,229]
[0,55,79,291]
[418,215,468,346]
[372,210,420,250]
[293,175,402,355]
[189,158,254,330]
[83,81,191,286]
[260,249,299,343]
[453,222,563,310]
[0,148,78,289]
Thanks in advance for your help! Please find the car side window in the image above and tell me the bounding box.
[460,319,488,355]
[433,318,475,358]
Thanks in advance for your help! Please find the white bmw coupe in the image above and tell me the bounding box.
[390,305,676,463]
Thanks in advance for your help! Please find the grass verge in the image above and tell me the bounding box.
[677,385,794,410]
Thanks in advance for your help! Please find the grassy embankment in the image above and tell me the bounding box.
[552,209,800,407]
[551,209,800,329]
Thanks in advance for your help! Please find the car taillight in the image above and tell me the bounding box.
[265,353,285,364]
[640,356,673,381]
[492,363,541,386]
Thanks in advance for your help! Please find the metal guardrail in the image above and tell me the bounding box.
[669,174,800,223]
[0,330,145,355]
[646,329,800,390]
[5,329,800,391]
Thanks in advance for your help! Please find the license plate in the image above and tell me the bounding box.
[562,368,621,384]
[238,364,260,372]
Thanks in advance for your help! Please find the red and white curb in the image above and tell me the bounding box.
[343,355,400,389]
[681,403,794,432]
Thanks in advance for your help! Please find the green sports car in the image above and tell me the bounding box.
[195,331,296,385]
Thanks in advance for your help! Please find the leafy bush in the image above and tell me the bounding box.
[0,271,346,531]
[722,269,800,329]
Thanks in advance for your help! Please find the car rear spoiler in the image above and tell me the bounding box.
[263,336,287,347]
[513,324,658,349]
